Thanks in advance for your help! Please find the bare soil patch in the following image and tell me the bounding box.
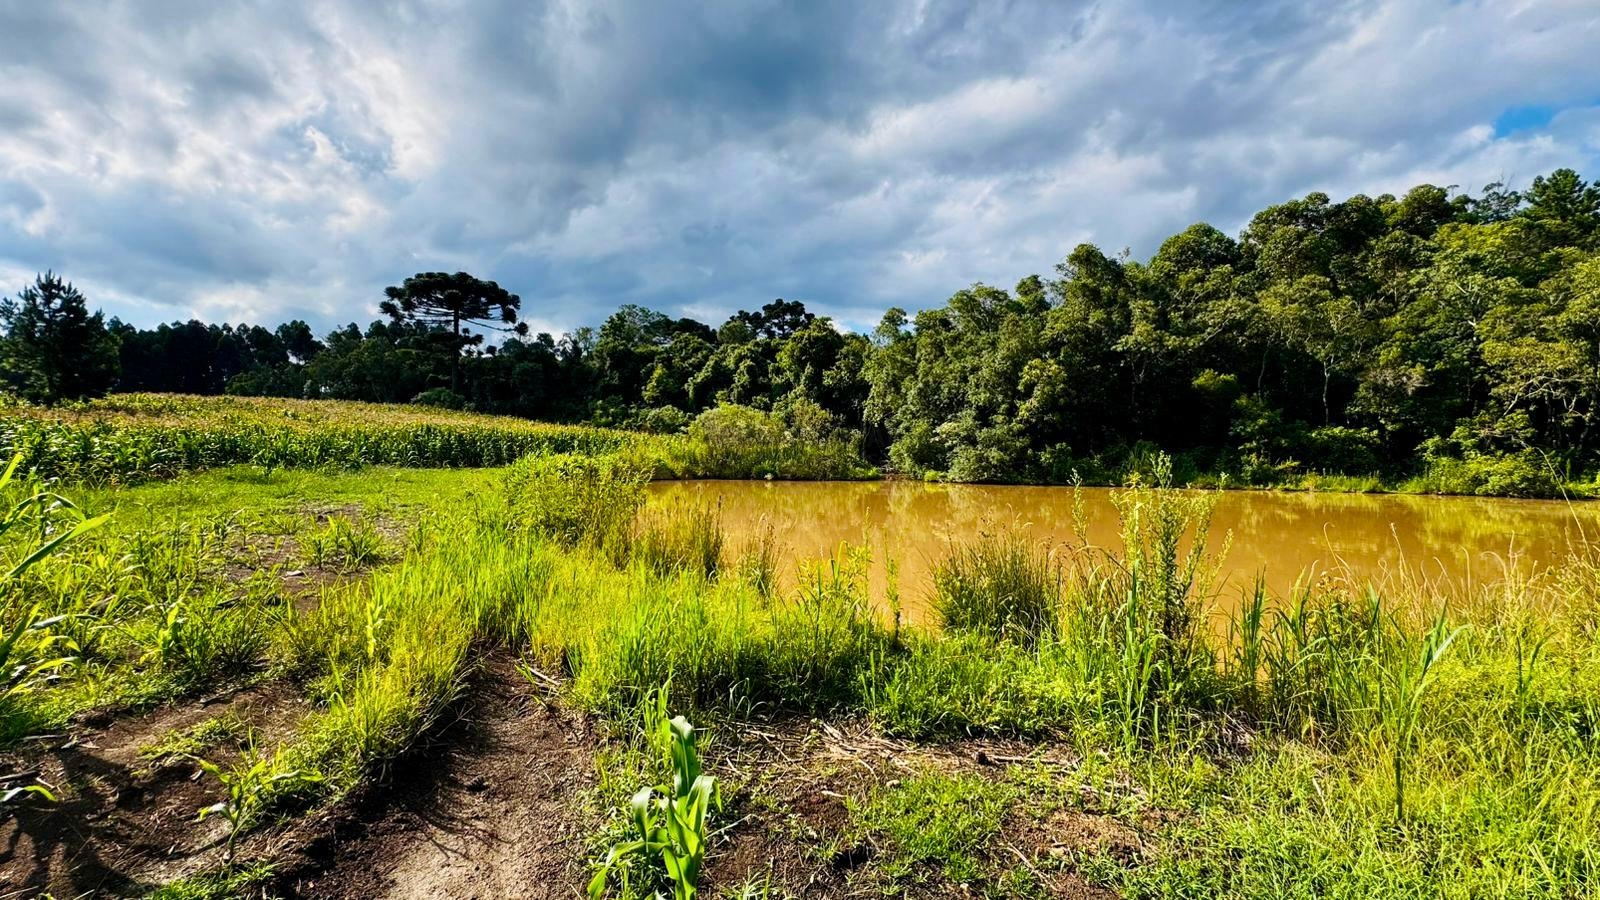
[1,681,308,898]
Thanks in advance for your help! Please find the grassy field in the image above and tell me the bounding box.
[1,399,1597,898]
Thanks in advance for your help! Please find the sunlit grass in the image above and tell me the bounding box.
[7,442,1600,897]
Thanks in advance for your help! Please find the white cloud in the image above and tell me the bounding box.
[0,0,1596,336]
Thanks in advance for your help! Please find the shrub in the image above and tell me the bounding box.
[652,404,873,481]
[502,453,649,549]
[410,388,466,410]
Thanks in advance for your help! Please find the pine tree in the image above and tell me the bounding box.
[0,271,120,403]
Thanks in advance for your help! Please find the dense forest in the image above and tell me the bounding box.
[4,169,1599,494]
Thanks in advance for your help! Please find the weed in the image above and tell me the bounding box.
[301,515,390,571]
[1377,613,1463,821]
[140,713,249,763]
[845,770,1015,887]
[144,861,275,900]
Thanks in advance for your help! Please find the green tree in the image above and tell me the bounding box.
[0,272,120,403]
[379,271,527,392]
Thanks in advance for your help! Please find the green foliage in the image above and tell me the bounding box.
[589,713,721,900]
[649,404,874,481]
[932,531,1061,646]
[410,387,467,409]
[503,452,649,549]
[9,437,1600,897]
[1376,614,1463,821]
[0,271,120,404]
[1409,414,1564,497]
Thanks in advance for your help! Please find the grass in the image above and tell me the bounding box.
[138,713,250,763]
[932,531,1061,646]
[143,862,275,900]
[7,430,1600,897]
[845,770,1017,888]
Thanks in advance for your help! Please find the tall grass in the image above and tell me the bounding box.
[502,452,650,550]
[627,504,725,581]
[931,531,1061,646]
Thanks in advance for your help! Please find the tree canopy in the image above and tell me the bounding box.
[380,271,528,391]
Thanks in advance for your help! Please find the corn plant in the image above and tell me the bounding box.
[197,744,318,864]
[588,715,721,900]
[1,452,110,578]
[147,596,189,667]
[2,393,635,483]
[1,604,80,708]
[1,451,107,802]
[1378,614,1464,821]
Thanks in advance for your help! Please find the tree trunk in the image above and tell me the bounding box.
[1323,361,1331,425]
[452,312,461,394]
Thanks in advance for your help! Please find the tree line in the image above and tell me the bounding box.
[4,168,1598,493]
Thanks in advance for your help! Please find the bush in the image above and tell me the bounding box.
[411,388,466,410]
[652,404,874,480]
[502,453,649,549]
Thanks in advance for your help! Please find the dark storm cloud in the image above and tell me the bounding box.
[0,0,1597,335]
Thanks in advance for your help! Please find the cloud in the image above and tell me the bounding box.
[0,0,1597,336]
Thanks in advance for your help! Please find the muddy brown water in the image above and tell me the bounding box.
[646,480,1600,625]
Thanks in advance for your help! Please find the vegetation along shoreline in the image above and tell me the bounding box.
[6,169,1600,499]
[0,405,1598,896]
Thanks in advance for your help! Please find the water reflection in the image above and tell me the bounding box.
[646,480,1599,623]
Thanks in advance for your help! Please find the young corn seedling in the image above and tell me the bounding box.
[589,715,721,900]
[196,744,317,865]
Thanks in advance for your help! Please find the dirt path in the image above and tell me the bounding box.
[277,657,599,899]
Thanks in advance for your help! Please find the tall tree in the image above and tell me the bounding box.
[379,271,527,391]
[0,272,120,403]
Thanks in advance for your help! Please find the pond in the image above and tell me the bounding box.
[646,480,1600,624]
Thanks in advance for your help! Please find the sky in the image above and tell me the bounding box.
[1,0,1598,339]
